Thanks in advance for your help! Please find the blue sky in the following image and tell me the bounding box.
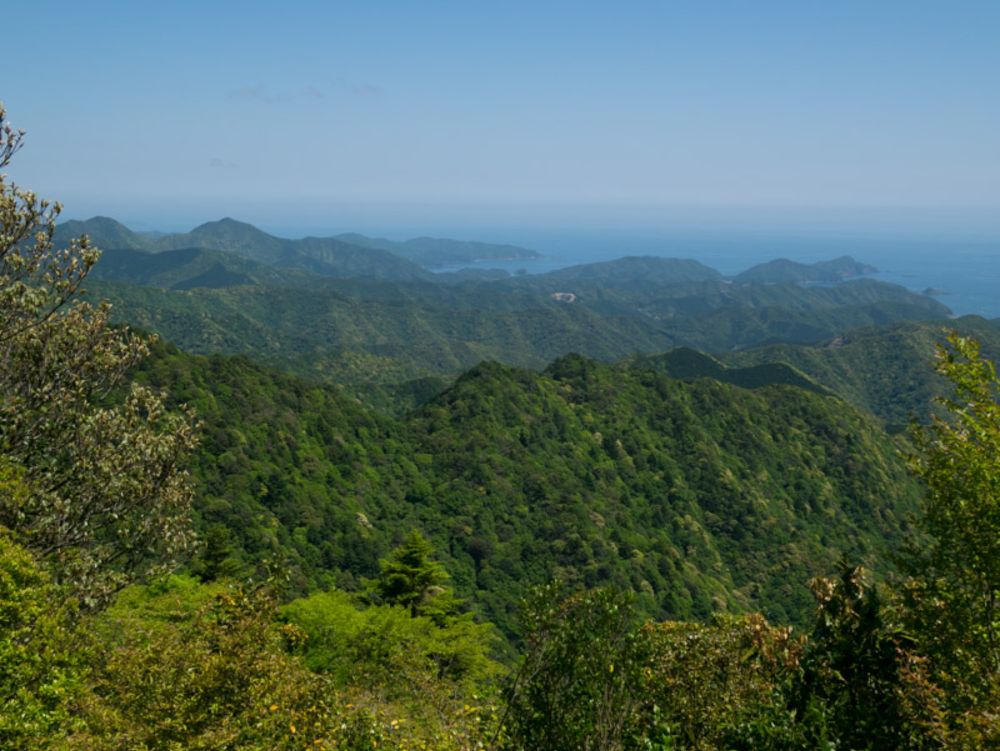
[3,1,998,235]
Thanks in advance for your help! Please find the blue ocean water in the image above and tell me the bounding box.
[433,229,1000,319]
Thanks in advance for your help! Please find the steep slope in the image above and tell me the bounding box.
[89,279,677,386]
[137,345,921,636]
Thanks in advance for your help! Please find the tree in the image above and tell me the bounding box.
[796,564,947,750]
[498,585,644,751]
[0,104,197,606]
[366,530,461,624]
[640,613,803,750]
[906,332,1000,740]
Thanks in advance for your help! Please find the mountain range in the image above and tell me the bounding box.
[56,216,540,280]
[58,213,996,640]
[63,216,951,410]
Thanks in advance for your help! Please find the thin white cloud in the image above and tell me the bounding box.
[228,80,379,104]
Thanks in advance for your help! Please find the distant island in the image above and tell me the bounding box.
[733,256,877,284]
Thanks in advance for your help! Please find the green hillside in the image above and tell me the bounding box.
[134,343,921,637]
[84,266,950,410]
[722,316,1000,430]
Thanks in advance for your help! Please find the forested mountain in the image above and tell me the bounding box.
[58,216,434,281]
[134,342,920,636]
[29,216,998,746]
[85,267,949,407]
[18,215,998,749]
[54,215,158,251]
[56,216,538,274]
[721,315,1000,430]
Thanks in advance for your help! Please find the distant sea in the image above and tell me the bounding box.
[431,229,1000,319]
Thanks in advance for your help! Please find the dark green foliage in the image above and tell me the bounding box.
[366,530,461,624]
[89,246,317,290]
[633,347,829,395]
[86,276,678,393]
[193,524,244,582]
[795,564,945,750]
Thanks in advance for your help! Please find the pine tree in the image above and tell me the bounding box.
[368,530,461,625]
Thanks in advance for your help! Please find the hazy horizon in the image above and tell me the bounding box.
[4,1,998,232]
[55,203,1000,246]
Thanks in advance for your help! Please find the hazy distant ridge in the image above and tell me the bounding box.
[55,217,540,278]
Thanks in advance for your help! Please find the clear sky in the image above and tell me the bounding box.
[3,1,998,235]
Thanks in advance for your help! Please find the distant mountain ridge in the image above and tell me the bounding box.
[62,215,954,408]
[335,232,542,267]
[56,216,158,252]
[631,347,830,395]
[57,217,433,282]
[55,216,540,281]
